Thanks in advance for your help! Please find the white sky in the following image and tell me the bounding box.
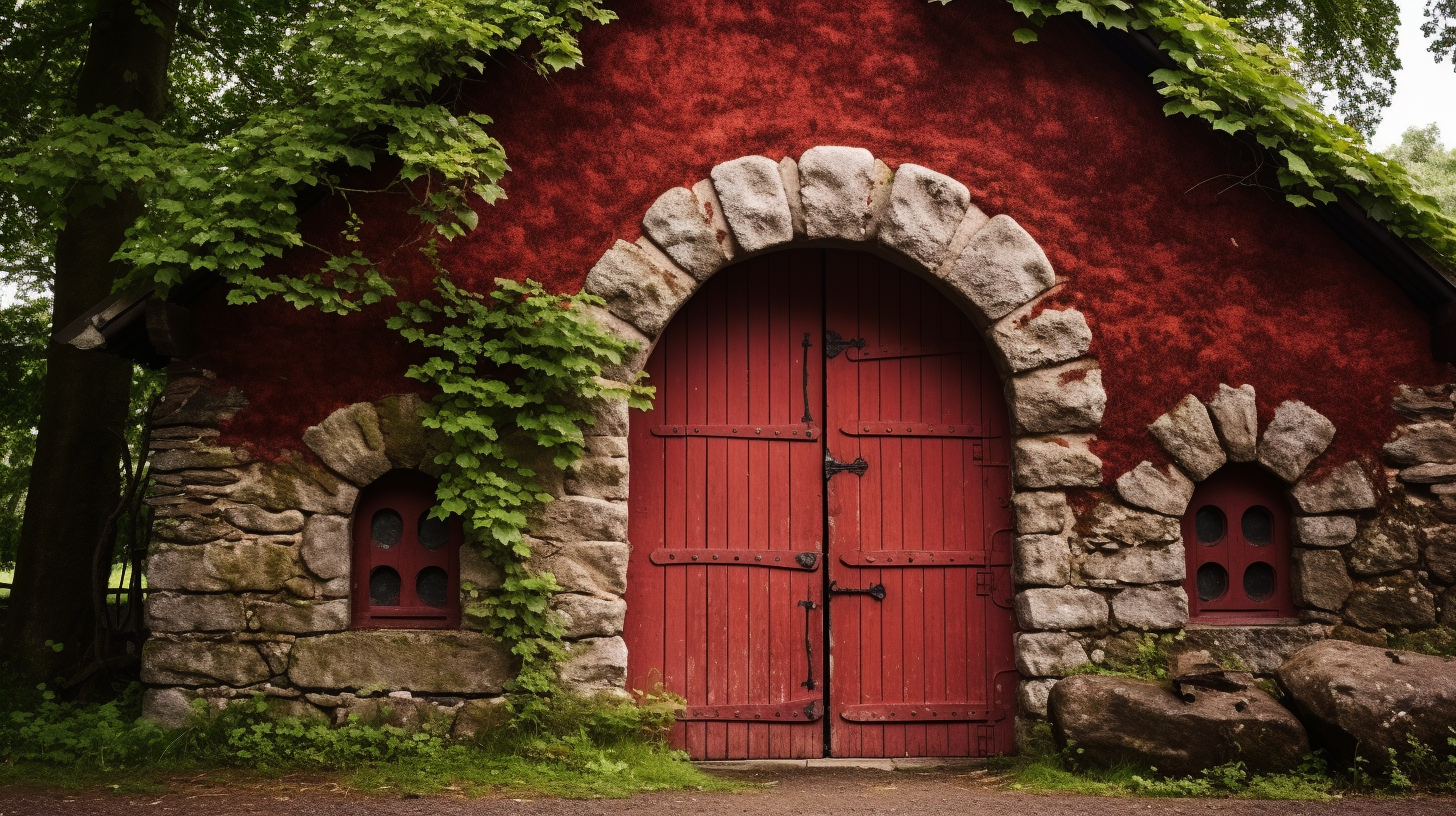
[1372,0,1456,149]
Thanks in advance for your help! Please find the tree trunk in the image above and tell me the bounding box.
[2,0,178,684]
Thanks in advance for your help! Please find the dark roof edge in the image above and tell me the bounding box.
[1090,21,1456,315]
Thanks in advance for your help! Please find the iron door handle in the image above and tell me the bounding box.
[824,449,868,480]
[828,580,886,601]
[798,599,818,690]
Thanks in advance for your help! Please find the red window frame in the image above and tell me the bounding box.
[1182,464,1295,623]
[351,469,462,629]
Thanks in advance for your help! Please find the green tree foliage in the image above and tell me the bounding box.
[0,297,48,568]
[1383,124,1456,215]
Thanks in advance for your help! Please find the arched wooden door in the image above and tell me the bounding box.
[624,250,1016,759]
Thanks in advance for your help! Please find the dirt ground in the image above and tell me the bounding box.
[2,767,1454,816]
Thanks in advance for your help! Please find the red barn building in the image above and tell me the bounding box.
[76,0,1456,760]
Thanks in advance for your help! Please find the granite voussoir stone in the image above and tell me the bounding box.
[583,239,697,338]
[798,146,876,241]
[641,186,729,280]
[1115,461,1195,516]
[1259,401,1336,482]
[1207,384,1259,462]
[303,402,391,487]
[1290,461,1377,513]
[876,163,972,270]
[988,299,1092,374]
[945,215,1056,327]
[1008,360,1105,434]
[1149,394,1226,481]
[710,155,794,253]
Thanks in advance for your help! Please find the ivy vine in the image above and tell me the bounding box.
[951,0,1456,263]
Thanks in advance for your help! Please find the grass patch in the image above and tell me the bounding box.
[0,682,740,799]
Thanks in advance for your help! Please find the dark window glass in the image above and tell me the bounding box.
[417,566,448,607]
[1241,506,1273,546]
[1244,562,1275,601]
[370,566,401,606]
[1196,562,1228,602]
[372,509,403,549]
[419,513,449,550]
[1195,506,1225,544]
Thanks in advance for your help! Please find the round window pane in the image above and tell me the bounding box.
[418,513,449,550]
[1196,562,1228,602]
[1244,562,1276,602]
[416,566,448,608]
[1195,506,1226,544]
[369,566,401,606]
[1241,506,1273,546]
[372,508,403,549]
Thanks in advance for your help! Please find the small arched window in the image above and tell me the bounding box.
[351,469,462,629]
[1182,464,1294,623]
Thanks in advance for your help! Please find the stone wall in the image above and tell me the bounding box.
[139,366,631,728]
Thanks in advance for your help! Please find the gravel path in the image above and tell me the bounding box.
[1,767,1452,816]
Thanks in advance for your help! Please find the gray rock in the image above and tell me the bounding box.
[583,306,651,384]
[337,696,456,733]
[1290,461,1377,513]
[1294,515,1358,548]
[798,146,876,241]
[151,446,250,472]
[1292,549,1353,611]
[300,514,350,581]
[710,155,794,253]
[529,496,628,543]
[552,593,627,639]
[1110,586,1188,630]
[529,539,629,597]
[565,455,629,501]
[1349,518,1421,576]
[583,239,697,338]
[1383,421,1456,466]
[1343,573,1437,629]
[559,636,629,697]
[641,186,730,280]
[777,156,807,238]
[1019,679,1058,718]
[1278,640,1456,770]
[1016,588,1108,630]
[583,435,629,458]
[1427,525,1456,583]
[1082,544,1185,585]
[374,393,433,470]
[149,541,300,593]
[450,698,512,741]
[1050,675,1308,777]
[222,505,304,534]
[1398,462,1456,484]
[1179,624,1325,674]
[287,631,512,694]
[1207,384,1259,462]
[153,516,239,545]
[223,457,358,515]
[1015,632,1089,677]
[1014,491,1071,535]
[944,215,1056,326]
[146,592,247,633]
[1085,503,1181,546]
[988,301,1092,374]
[1393,385,1455,422]
[1115,462,1195,517]
[876,163,971,270]
[1013,435,1102,489]
[250,599,349,634]
[1008,360,1105,434]
[459,544,503,591]
[141,688,197,729]
[1258,401,1336,483]
[141,639,272,687]
[692,178,739,260]
[303,403,392,487]
[864,159,895,240]
[1149,395,1226,482]
[1014,534,1073,586]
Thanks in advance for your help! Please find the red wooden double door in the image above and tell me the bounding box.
[624,250,1017,759]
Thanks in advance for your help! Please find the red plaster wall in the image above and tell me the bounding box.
[201,0,1452,480]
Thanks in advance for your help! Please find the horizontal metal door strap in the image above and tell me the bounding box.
[838,549,990,567]
[650,424,819,440]
[839,703,994,723]
[679,699,824,722]
[839,421,985,438]
[649,549,819,570]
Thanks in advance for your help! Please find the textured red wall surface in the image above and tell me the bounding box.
[201,0,1452,481]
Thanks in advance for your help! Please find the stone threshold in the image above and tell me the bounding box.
[694,757,988,771]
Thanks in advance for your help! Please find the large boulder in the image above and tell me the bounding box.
[1048,674,1308,777]
[1277,640,1456,769]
